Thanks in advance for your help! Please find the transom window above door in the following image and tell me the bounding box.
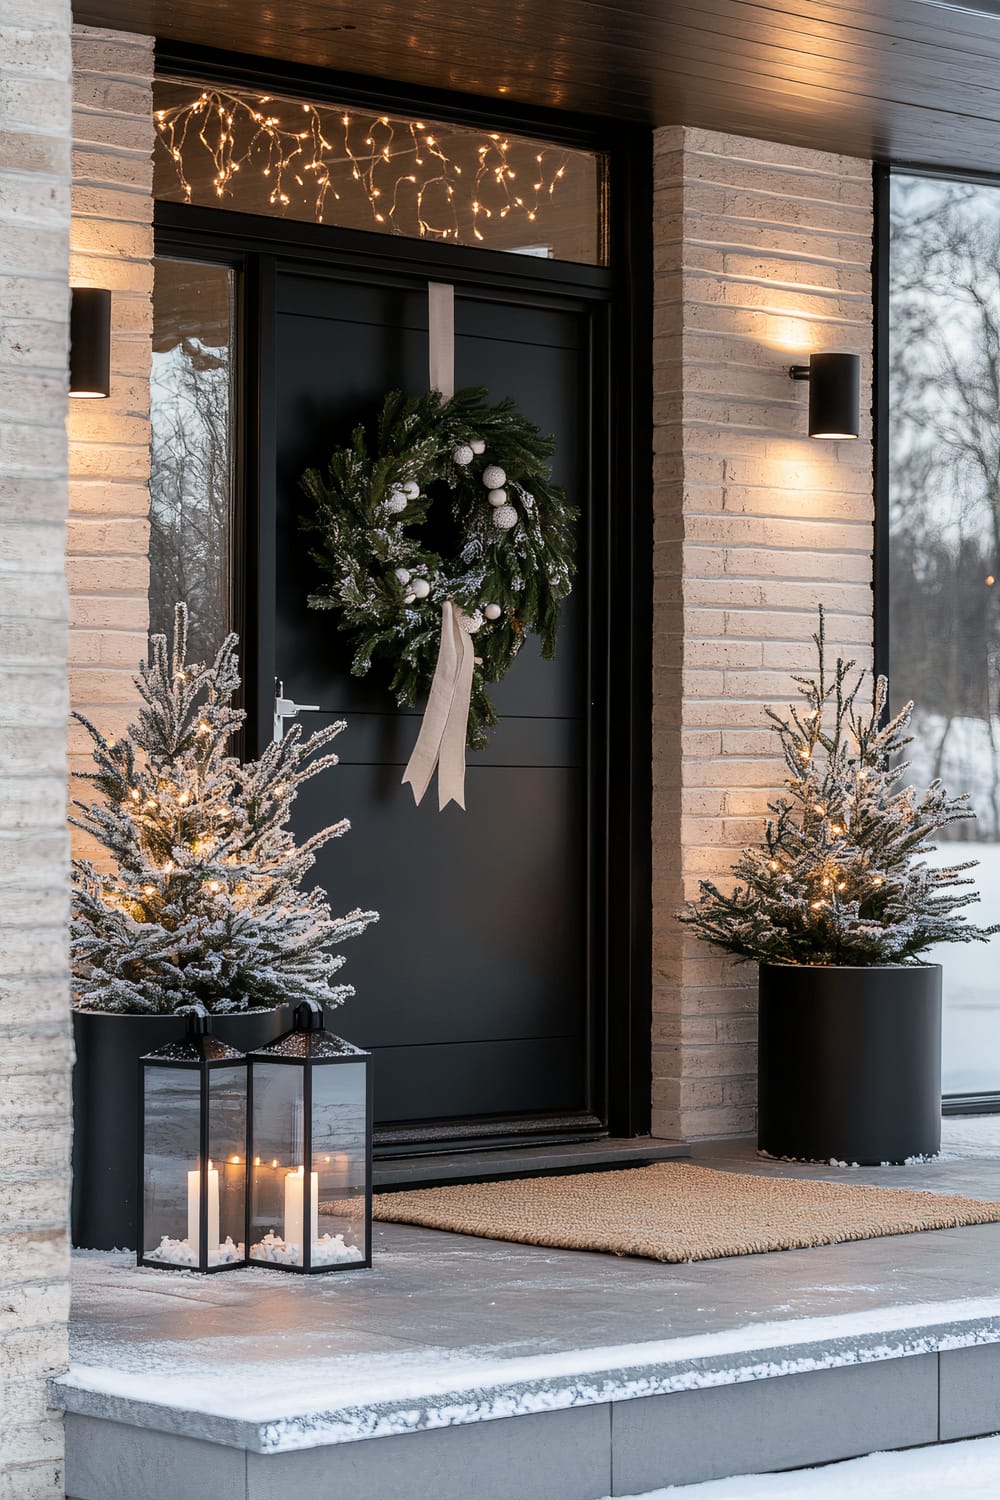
[152,77,607,265]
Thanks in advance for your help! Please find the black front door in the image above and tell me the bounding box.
[265,260,599,1142]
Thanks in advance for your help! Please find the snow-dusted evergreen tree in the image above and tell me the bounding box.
[680,608,1000,966]
[71,604,378,1014]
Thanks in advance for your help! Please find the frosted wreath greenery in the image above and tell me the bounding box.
[301,386,577,749]
[679,608,1000,967]
[70,604,378,1015]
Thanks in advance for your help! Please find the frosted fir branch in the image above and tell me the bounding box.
[71,606,378,1015]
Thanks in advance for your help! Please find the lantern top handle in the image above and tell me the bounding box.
[177,1002,211,1037]
[294,999,326,1032]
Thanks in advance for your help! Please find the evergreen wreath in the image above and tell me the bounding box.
[301,386,577,749]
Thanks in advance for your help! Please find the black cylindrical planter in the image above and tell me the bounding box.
[72,1007,288,1250]
[757,964,942,1165]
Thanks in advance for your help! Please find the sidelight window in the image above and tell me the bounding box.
[149,256,236,666]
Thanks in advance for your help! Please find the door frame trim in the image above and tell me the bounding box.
[152,45,652,1144]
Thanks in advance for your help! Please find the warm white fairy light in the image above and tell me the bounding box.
[154,84,573,244]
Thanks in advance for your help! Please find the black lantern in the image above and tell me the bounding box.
[248,1000,372,1272]
[138,1005,248,1272]
[789,352,861,439]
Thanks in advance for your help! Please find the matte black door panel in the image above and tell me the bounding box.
[294,709,581,769]
[300,761,586,1050]
[271,265,591,1129]
[372,1038,586,1122]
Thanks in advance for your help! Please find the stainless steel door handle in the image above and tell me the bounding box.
[273,678,322,743]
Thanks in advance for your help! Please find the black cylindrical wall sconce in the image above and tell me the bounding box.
[69,287,112,398]
[789,352,860,439]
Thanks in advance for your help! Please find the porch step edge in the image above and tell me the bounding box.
[50,1296,1000,1456]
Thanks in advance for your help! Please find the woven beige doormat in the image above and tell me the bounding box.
[371,1161,1000,1262]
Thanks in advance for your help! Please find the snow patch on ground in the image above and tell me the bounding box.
[607,1432,1000,1499]
[941,1114,1000,1156]
[918,839,1000,1093]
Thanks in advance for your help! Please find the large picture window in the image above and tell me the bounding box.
[888,172,1000,1097]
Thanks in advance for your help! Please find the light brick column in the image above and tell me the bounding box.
[652,127,875,1141]
[67,25,154,839]
[0,2,74,1494]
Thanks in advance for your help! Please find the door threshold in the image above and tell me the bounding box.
[373,1135,689,1191]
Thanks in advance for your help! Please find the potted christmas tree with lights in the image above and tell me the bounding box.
[70,603,378,1248]
[680,607,998,1164]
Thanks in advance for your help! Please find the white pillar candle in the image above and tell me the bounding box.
[284,1166,319,1262]
[187,1160,220,1260]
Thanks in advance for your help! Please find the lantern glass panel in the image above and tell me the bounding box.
[209,1069,248,1263]
[141,1065,201,1267]
[313,1061,368,1267]
[249,1062,306,1266]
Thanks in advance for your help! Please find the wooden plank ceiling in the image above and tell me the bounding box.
[72,0,1000,168]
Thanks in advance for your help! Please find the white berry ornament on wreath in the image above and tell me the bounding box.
[300,386,577,752]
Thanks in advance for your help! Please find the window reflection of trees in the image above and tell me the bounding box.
[889,178,1000,842]
[149,259,233,668]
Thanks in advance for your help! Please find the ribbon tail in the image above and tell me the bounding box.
[401,602,459,805]
[437,610,474,812]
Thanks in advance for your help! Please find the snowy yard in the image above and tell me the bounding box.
[609,1433,1000,1499]
[924,841,1000,1093]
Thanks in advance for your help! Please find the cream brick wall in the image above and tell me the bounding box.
[651,127,875,1141]
[0,2,74,1494]
[67,25,153,819]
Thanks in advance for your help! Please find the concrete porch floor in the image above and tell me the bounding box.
[54,1121,1000,1500]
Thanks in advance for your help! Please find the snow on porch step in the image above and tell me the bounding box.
[54,1298,1000,1500]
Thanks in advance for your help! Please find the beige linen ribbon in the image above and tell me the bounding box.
[401,282,473,810]
[427,281,455,399]
[402,600,475,811]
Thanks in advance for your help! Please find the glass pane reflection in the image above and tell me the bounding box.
[150,256,235,666]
